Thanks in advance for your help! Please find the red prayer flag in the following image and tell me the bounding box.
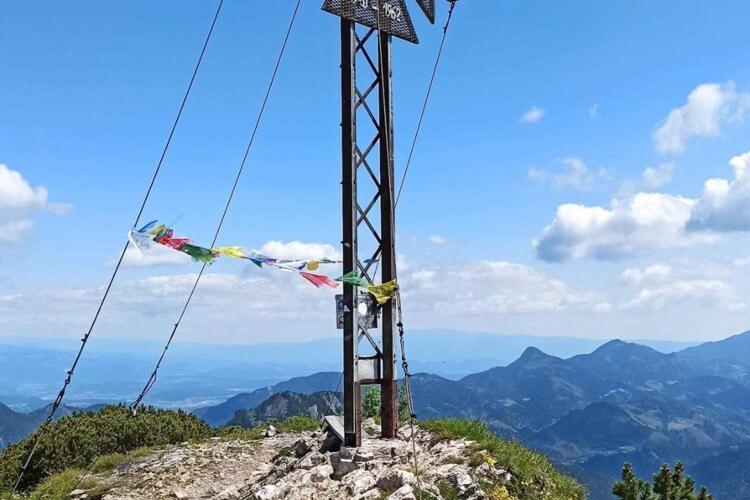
[159,237,191,250]
[300,272,339,288]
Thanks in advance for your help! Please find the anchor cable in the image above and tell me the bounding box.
[395,0,458,207]
[11,0,225,491]
[130,0,303,412]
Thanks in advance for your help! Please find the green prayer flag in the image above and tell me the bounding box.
[336,270,370,288]
[179,243,217,264]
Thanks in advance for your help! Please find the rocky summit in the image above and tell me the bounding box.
[68,421,513,500]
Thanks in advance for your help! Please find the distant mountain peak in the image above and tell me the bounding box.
[599,339,627,348]
[509,346,559,368]
[591,339,660,357]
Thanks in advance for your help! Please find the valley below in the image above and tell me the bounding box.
[3,329,750,498]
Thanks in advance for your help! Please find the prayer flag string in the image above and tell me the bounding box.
[129,221,397,302]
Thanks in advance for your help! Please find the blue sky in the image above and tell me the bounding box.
[3,1,750,343]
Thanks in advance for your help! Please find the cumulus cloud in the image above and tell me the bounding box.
[617,260,748,312]
[0,220,34,244]
[687,150,750,232]
[528,157,609,191]
[117,239,340,269]
[534,192,714,262]
[620,264,672,285]
[428,235,446,245]
[0,267,340,339]
[258,241,340,261]
[642,163,675,189]
[620,279,735,311]
[0,164,72,245]
[403,260,610,315]
[519,106,545,124]
[0,165,48,210]
[653,82,750,154]
[121,243,191,268]
[2,256,612,341]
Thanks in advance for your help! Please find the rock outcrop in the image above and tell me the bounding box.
[70,420,515,500]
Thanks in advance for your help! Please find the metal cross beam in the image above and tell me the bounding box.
[340,19,398,447]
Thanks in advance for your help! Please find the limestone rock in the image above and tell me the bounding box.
[388,484,416,500]
[353,449,374,463]
[254,484,280,500]
[297,451,326,469]
[376,469,417,492]
[330,449,360,479]
[72,422,502,500]
[342,468,377,495]
[292,439,311,458]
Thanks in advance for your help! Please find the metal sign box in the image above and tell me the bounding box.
[336,293,379,330]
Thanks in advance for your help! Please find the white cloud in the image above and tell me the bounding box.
[616,260,748,312]
[47,202,74,215]
[621,279,734,311]
[653,82,750,154]
[519,106,545,124]
[642,163,675,189]
[588,104,600,120]
[620,264,672,285]
[0,164,72,246]
[403,260,609,315]
[121,243,191,268]
[2,255,613,341]
[0,219,34,244]
[428,235,446,245]
[534,192,714,262]
[258,241,340,260]
[116,239,341,269]
[0,165,48,210]
[687,150,750,232]
[528,157,608,191]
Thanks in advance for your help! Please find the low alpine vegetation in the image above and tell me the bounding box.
[421,418,585,500]
[0,405,210,494]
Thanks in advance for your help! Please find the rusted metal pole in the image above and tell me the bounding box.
[378,32,398,438]
[341,18,361,448]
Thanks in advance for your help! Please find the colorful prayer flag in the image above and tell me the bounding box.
[179,244,217,264]
[128,230,154,253]
[335,270,370,288]
[214,246,245,259]
[306,261,320,271]
[300,272,339,288]
[159,237,191,250]
[137,220,158,234]
[149,224,169,239]
[366,280,398,304]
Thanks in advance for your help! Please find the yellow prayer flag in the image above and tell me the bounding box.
[214,246,245,259]
[148,224,168,237]
[306,260,320,271]
[366,280,398,305]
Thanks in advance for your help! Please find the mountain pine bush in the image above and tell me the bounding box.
[0,405,210,493]
[612,462,712,500]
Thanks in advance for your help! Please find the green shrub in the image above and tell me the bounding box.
[276,415,321,433]
[613,462,712,500]
[215,425,267,441]
[215,415,320,442]
[0,405,210,493]
[421,419,584,500]
[363,387,381,419]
